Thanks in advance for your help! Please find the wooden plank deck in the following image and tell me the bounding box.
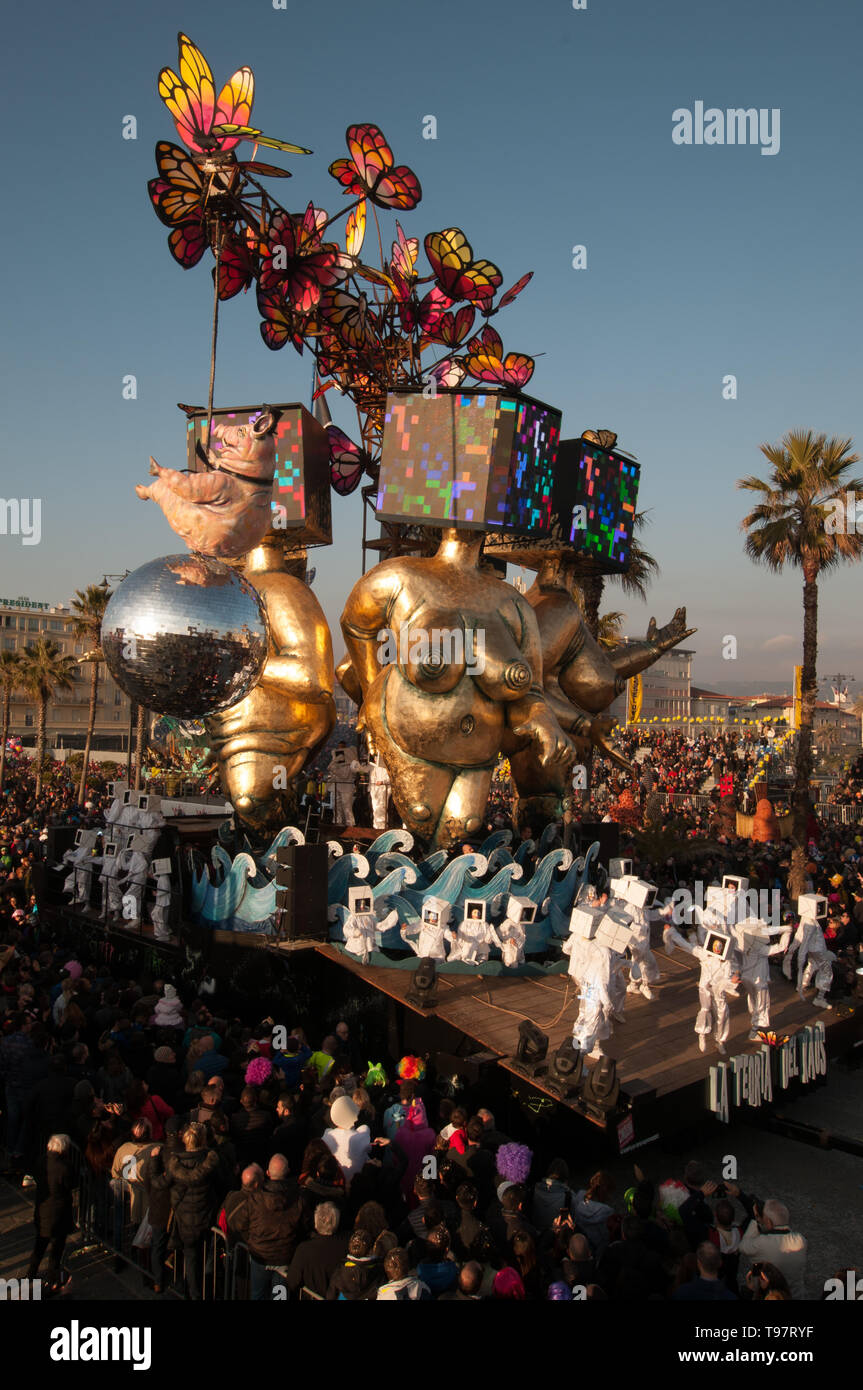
[310,943,849,1102]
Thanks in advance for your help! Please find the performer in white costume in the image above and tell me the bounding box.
[731,917,792,1038]
[343,887,399,965]
[664,922,741,1055]
[445,900,503,965]
[783,893,833,1009]
[402,896,452,962]
[368,757,391,831]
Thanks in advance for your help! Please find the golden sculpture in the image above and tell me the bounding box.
[205,533,335,834]
[340,528,576,848]
[503,548,694,823]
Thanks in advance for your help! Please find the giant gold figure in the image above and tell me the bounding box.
[340,529,575,848]
[505,550,695,824]
[206,533,335,834]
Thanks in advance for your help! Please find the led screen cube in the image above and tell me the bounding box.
[554,437,640,573]
[375,388,561,533]
[482,435,641,574]
[183,402,332,547]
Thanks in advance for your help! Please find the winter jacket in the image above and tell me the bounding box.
[243,1182,303,1265]
[165,1148,219,1245]
[532,1177,575,1232]
[271,1044,312,1090]
[377,1274,432,1301]
[285,1232,350,1297]
[572,1191,615,1258]
[326,1254,383,1301]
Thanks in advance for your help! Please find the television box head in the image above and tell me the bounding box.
[736,917,781,953]
[74,829,84,847]
[348,887,374,916]
[570,905,602,940]
[798,892,828,922]
[506,895,537,925]
[421,896,450,928]
[704,929,732,961]
[463,898,487,923]
[483,435,640,573]
[108,781,129,799]
[184,402,332,547]
[616,877,657,911]
[595,910,636,955]
[609,857,633,881]
[722,874,749,895]
[705,884,737,922]
[151,857,173,877]
[104,842,118,859]
[375,387,561,534]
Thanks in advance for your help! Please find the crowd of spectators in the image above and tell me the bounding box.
[826,753,863,808]
[3,916,856,1303]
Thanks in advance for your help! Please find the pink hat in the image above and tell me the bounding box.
[64,960,83,980]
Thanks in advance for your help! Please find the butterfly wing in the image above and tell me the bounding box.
[429,357,467,389]
[239,160,292,178]
[149,142,205,225]
[168,219,208,269]
[326,425,365,496]
[341,124,421,209]
[346,199,366,256]
[210,124,312,154]
[217,231,256,300]
[501,352,535,387]
[212,67,254,152]
[257,287,294,349]
[158,34,216,153]
[497,270,533,309]
[433,305,476,348]
[425,228,499,302]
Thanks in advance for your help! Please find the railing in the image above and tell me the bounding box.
[70,1156,307,1300]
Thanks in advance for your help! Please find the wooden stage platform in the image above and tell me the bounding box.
[300,941,862,1136]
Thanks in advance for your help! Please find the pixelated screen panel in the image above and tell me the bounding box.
[183,403,331,542]
[375,390,560,534]
[555,438,640,570]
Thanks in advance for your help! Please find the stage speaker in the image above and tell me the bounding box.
[275,842,328,940]
[46,825,78,864]
[578,822,620,863]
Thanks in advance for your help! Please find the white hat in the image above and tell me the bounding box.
[330,1096,359,1130]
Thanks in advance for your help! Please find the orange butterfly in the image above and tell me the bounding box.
[158,33,311,155]
[424,228,502,304]
[464,324,534,389]
[321,290,379,350]
[329,124,421,210]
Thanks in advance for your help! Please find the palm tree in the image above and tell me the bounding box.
[738,429,863,898]
[577,512,660,638]
[70,583,112,806]
[0,649,23,796]
[18,639,76,800]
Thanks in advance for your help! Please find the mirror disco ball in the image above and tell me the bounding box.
[102,554,269,718]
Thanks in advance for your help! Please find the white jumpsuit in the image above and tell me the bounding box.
[784,919,833,1002]
[344,908,398,964]
[445,918,503,965]
[369,761,391,830]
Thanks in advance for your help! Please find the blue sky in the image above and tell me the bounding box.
[3,0,862,694]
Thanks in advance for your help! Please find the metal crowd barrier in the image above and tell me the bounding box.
[69,1155,300,1300]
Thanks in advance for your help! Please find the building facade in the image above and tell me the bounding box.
[1,595,132,754]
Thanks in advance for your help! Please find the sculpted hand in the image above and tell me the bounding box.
[645,608,696,652]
